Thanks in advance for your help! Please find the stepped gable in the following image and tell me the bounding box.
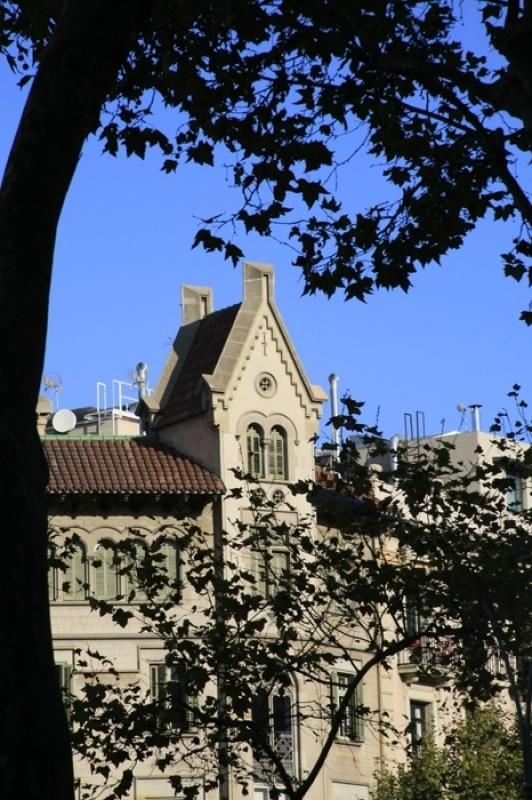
[154,303,240,427]
[44,437,224,495]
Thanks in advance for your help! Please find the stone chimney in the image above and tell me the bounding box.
[181,285,213,324]
[36,395,53,435]
[243,261,274,304]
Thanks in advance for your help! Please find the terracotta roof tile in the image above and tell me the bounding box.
[154,303,240,428]
[44,437,224,495]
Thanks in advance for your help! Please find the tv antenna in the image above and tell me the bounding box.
[42,373,63,410]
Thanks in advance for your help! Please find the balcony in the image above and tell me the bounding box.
[398,636,453,683]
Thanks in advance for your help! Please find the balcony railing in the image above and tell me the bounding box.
[398,636,453,670]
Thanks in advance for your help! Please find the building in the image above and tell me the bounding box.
[43,262,508,800]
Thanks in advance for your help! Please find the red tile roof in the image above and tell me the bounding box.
[44,437,224,495]
[154,304,241,428]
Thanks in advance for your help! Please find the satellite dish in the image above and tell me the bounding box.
[52,408,77,434]
[456,403,467,413]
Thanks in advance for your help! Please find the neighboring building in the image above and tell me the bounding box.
[42,262,513,800]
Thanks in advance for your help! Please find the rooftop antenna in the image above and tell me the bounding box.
[456,403,467,432]
[42,374,63,411]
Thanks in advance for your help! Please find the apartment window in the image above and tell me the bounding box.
[251,686,296,777]
[331,672,364,743]
[150,664,197,731]
[63,541,87,602]
[56,663,73,721]
[269,426,287,480]
[506,469,524,512]
[93,540,119,600]
[409,701,429,753]
[405,598,421,638]
[251,527,290,597]
[247,424,264,478]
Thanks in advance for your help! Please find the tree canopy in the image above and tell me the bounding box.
[1,4,532,799]
[2,1,531,308]
[372,706,522,800]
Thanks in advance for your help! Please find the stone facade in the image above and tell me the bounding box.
[46,262,480,800]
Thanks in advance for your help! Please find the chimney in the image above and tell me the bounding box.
[469,404,482,433]
[36,395,53,435]
[328,373,340,449]
[243,261,274,303]
[136,362,148,400]
[181,285,213,324]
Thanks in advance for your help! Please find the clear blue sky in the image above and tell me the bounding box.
[1,51,530,442]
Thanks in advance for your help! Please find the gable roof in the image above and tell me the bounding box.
[44,437,224,496]
[147,263,327,433]
[153,303,240,428]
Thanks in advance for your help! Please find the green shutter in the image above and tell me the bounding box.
[93,542,117,600]
[270,550,289,592]
[350,681,364,743]
[157,540,179,601]
[150,663,166,701]
[247,425,263,477]
[269,427,286,479]
[64,544,86,601]
[125,541,147,601]
[56,663,73,721]
[251,547,267,595]
[48,544,59,602]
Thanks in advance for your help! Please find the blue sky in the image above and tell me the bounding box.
[1,52,530,443]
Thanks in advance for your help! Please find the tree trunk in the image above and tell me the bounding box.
[0,3,143,797]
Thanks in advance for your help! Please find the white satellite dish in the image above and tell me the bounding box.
[52,408,77,434]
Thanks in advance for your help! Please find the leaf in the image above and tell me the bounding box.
[187,141,214,166]
[504,263,526,282]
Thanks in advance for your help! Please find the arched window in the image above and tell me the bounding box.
[63,540,87,601]
[247,424,264,478]
[269,426,287,479]
[251,684,297,778]
[93,540,119,600]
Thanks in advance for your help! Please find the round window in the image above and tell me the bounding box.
[256,372,277,398]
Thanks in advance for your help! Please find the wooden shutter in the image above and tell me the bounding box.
[270,549,289,593]
[93,542,117,600]
[150,663,166,702]
[126,540,147,601]
[350,680,364,743]
[56,663,73,721]
[64,543,86,601]
[157,540,179,601]
[250,527,267,595]
[48,544,58,601]
[247,425,263,477]
[269,427,287,479]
